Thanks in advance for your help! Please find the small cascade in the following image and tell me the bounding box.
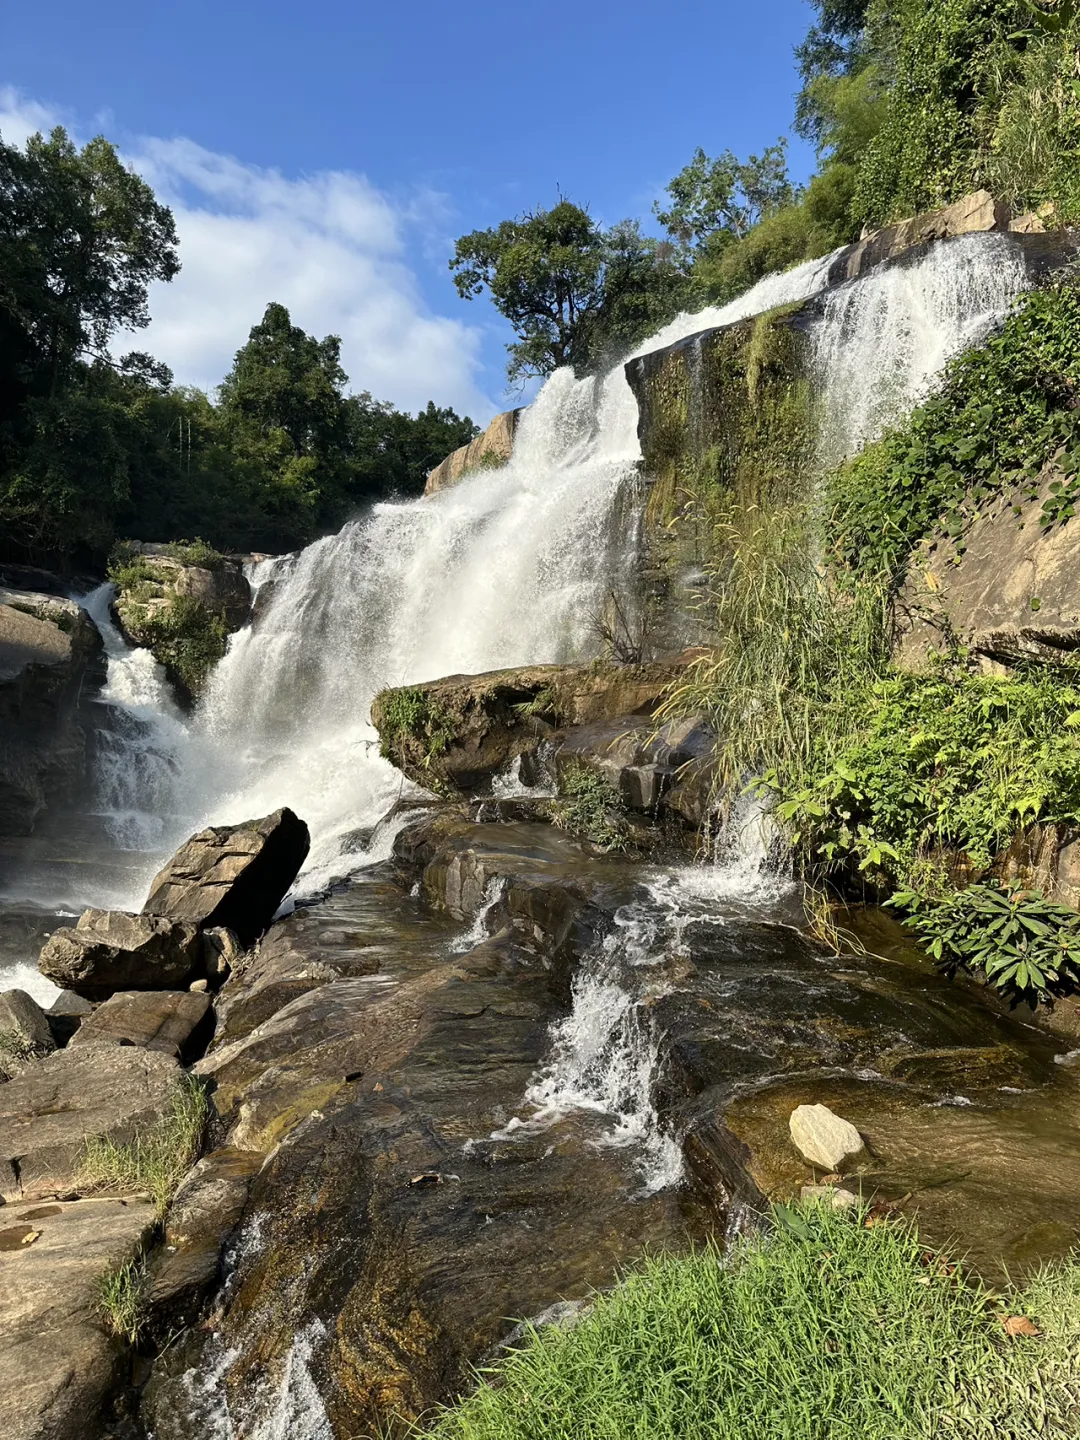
[812,231,1029,464]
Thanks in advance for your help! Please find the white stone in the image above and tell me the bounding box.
[800,1184,859,1210]
[789,1103,866,1172]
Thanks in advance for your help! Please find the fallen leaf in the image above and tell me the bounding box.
[373,1082,384,1092]
[408,1173,443,1187]
[20,1230,40,1246]
[1001,1315,1041,1338]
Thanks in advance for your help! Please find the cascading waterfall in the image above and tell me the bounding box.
[13,231,1035,1188]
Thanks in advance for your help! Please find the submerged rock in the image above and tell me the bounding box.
[789,1104,867,1173]
[38,909,202,1000]
[0,1043,179,1202]
[142,806,310,947]
[69,988,213,1061]
[0,1194,156,1440]
[0,989,55,1076]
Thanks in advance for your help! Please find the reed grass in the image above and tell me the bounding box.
[79,1072,209,1217]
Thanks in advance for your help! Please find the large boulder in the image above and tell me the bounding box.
[142,807,310,947]
[69,989,213,1062]
[0,1194,156,1440]
[38,910,202,1000]
[110,544,251,704]
[0,586,103,836]
[371,660,690,795]
[0,990,55,1078]
[0,1044,179,1202]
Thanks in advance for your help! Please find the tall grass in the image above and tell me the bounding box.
[656,499,891,798]
[417,1205,1080,1440]
[79,1072,209,1217]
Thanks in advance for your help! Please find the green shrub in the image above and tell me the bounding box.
[136,593,229,695]
[552,762,628,852]
[79,1073,209,1217]
[161,537,225,568]
[892,881,1080,1003]
[829,282,1080,585]
[771,668,1080,892]
[417,1203,1080,1440]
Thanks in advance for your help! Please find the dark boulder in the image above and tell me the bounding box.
[38,910,202,1000]
[142,807,310,947]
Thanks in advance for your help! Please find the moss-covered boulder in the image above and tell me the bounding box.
[109,542,251,704]
[371,660,688,794]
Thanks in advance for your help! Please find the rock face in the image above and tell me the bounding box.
[0,990,55,1077]
[424,408,523,495]
[142,807,310,947]
[789,1103,867,1172]
[372,660,691,795]
[827,189,1011,284]
[0,586,103,835]
[897,464,1080,672]
[0,1194,157,1440]
[69,989,213,1061]
[0,1043,179,1202]
[556,715,716,816]
[38,910,203,1000]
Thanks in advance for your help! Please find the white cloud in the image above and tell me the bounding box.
[0,88,497,422]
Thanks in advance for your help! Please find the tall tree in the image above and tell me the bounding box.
[655,143,795,258]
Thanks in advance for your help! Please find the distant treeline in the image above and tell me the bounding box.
[0,130,477,568]
[453,0,1080,383]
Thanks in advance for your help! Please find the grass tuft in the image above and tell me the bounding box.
[416,1204,1080,1440]
[79,1072,209,1217]
[97,1255,149,1346]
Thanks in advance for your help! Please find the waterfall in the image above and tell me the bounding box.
[40,232,1028,909]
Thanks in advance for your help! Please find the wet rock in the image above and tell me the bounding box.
[556,714,716,819]
[0,989,55,1076]
[828,189,1012,285]
[38,909,203,1000]
[0,1044,179,1202]
[142,807,310,947]
[0,587,103,836]
[372,660,690,795]
[801,1183,859,1210]
[0,1194,156,1440]
[789,1104,867,1173]
[69,989,213,1061]
[146,1146,261,1332]
[202,924,242,984]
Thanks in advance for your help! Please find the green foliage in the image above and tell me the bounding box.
[892,881,1080,1003]
[655,141,795,256]
[829,282,1080,585]
[377,687,457,768]
[849,0,1027,230]
[134,593,229,696]
[161,538,224,569]
[450,201,689,383]
[79,1073,209,1217]
[551,761,629,852]
[771,669,1080,891]
[418,1204,1080,1440]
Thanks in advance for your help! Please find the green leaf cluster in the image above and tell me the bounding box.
[772,669,1080,896]
[377,687,457,769]
[892,881,1080,1003]
[551,761,629,853]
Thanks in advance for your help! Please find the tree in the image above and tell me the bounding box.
[794,0,874,143]
[0,127,179,419]
[450,201,690,383]
[655,143,795,258]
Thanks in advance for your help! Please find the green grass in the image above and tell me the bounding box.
[79,1073,209,1217]
[97,1255,149,1346]
[417,1204,1080,1440]
[551,761,629,852]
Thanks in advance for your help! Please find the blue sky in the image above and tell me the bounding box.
[3,0,817,421]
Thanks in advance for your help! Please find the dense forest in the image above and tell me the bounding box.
[0,131,478,568]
